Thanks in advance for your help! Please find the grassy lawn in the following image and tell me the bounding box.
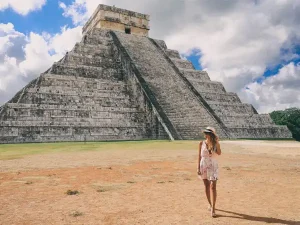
[0,140,198,160]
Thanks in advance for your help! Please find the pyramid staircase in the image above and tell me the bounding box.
[0,29,168,143]
[0,28,292,143]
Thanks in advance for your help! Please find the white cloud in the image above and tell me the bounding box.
[59,0,89,25]
[19,32,53,78]
[48,25,82,60]
[0,0,46,15]
[0,23,82,104]
[242,62,300,113]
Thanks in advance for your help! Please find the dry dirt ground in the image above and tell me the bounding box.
[0,140,299,225]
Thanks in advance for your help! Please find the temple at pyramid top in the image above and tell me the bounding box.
[0,4,292,143]
[82,4,150,36]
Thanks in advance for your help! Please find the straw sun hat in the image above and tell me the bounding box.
[203,126,217,137]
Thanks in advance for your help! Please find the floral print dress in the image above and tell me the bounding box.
[199,142,219,181]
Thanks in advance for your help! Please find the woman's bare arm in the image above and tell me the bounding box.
[216,142,221,155]
[198,141,202,174]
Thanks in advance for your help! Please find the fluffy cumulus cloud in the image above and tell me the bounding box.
[0,23,82,104]
[242,62,300,113]
[0,0,46,15]
[59,0,89,26]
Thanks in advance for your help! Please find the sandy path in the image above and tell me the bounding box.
[0,140,299,225]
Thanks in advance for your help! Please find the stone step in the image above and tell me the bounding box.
[0,120,142,127]
[170,58,195,70]
[152,39,168,50]
[26,87,127,98]
[6,103,139,112]
[19,93,132,106]
[0,126,146,141]
[0,133,150,144]
[40,75,126,91]
[50,63,121,79]
[166,49,181,59]
[88,28,112,38]
[41,74,124,85]
[203,92,241,103]
[4,109,143,120]
[83,34,113,45]
[72,43,112,57]
[64,53,117,67]
[189,80,226,94]
[227,126,292,139]
[209,102,256,116]
[220,114,275,127]
[179,69,211,81]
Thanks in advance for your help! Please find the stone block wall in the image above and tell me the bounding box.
[0,29,168,143]
[114,31,228,139]
[0,27,292,142]
[157,41,291,139]
[83,4,150,36]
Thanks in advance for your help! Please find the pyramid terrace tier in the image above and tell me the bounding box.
[0,126,148,143]
[179,69,211,81]
[165,49,181,59]
[3,107,144,121]
[170,58,195,70]
[4,103,141,112]
[40,74,126,91]
[64,53,117,67]
[209,102,257,116]
[50,64,122,79]
[0,119,144,127]
[201,92,241,103]
[82,34,113,45]
[187,80,227,94]
[219,114,275,127]
[18,92,133,106]
[114,31,229,138]
[72,43,112,57]
[227,126,292,139]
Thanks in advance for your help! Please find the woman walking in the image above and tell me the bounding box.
[197,127,222,217]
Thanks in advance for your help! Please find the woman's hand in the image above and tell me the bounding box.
[197,169,201,175]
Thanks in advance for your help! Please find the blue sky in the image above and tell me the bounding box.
[0,1,74,34]
[0,0,300,113]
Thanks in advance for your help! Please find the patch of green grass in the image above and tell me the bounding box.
[0,140,198,160]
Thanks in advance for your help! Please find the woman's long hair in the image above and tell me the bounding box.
[206,132,218,152]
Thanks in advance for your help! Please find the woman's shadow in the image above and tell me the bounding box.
[217,209,299,225]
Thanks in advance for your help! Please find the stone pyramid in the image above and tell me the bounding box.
[0,4,292,143]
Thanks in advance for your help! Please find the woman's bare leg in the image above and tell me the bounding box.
[210,180,217,215]
[202,179,211,207]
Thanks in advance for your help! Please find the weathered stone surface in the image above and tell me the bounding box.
[153,37,291,139]
[0,4,292,142]
[114,31,228,139]
[0,29,168,143]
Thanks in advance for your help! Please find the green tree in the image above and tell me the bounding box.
[270,108,300,141]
